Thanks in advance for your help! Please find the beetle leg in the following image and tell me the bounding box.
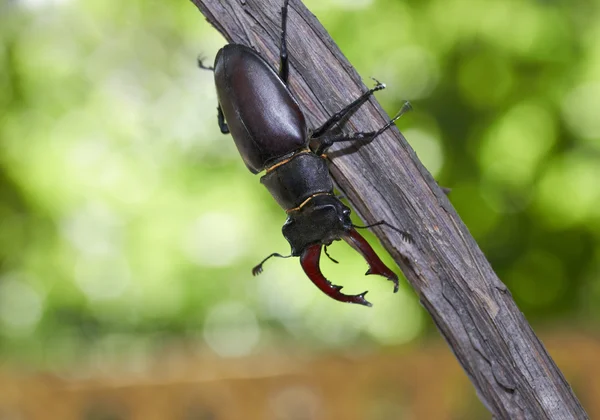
[217,104,230,134]
[300,244,372,307]
[252,252,292,275]
[197,59,229,133]
[353,221,413,244]
[342,228,399,293]
[196,58,230,134]
[313,101,412,154]
[197,56,214,71]
[279,0,290,84]
[311,78,386,138]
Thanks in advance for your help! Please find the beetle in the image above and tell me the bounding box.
[198,0,411,307]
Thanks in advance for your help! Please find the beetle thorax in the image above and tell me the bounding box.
[260,152,334,211]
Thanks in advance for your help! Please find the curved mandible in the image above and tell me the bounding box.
[343,228,400,293]
[299,244,372,307]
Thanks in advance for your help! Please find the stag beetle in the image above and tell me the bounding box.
[198,0,411,307]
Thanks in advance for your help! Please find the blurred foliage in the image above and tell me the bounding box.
[0,0,599,368]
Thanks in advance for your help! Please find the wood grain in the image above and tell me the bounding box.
[190,0,588,418]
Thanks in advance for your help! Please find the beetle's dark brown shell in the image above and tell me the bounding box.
[214,44,308,174]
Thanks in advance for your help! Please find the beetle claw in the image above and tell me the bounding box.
[401,232,413,243]
[369,77,386,91]
[344,228,400,293]
[300,244,373,307]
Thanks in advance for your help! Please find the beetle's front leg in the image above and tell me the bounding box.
[312,101,412,155]
[313,130,373,155]
[311,79,386,138]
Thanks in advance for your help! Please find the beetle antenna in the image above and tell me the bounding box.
[373,101,412,136]
[323,246,339,264]
[252,252,292,276]
[395,101,413,119]
[353,221,413,243]
[197,56,214,72]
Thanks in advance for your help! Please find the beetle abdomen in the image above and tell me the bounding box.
[260,153,333,210]
[214,44,308,174]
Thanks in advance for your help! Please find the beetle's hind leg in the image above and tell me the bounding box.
[279,0,290,84]
[311,78,386,138]
[312,101,412,155]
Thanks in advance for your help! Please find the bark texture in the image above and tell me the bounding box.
[190,0,588,418]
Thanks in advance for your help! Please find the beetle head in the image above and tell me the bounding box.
[282,195,351,256]
[280,195,399,307]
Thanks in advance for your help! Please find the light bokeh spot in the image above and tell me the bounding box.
[562,82,600,146]
[403,128,444,177]
[378,46,439,100]
[0,275,45,334]
[183,212,249,267]
[535,151,600,228]
[480,101,556,189]
[366,288,424,345]
[74,253,131,301]
[203,301,261,358]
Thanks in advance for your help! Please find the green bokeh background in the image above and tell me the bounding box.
[0,0,599,370]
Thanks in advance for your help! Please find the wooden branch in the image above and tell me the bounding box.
[190,0,588,418]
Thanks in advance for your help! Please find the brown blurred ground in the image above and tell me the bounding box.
[0,330,597,420]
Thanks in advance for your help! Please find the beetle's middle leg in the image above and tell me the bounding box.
[311,79,386,138]
[313,101,412,155]
[197,58,230,134]
[216,104,230,134]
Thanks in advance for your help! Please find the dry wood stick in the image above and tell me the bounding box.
[190,0,588,417]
